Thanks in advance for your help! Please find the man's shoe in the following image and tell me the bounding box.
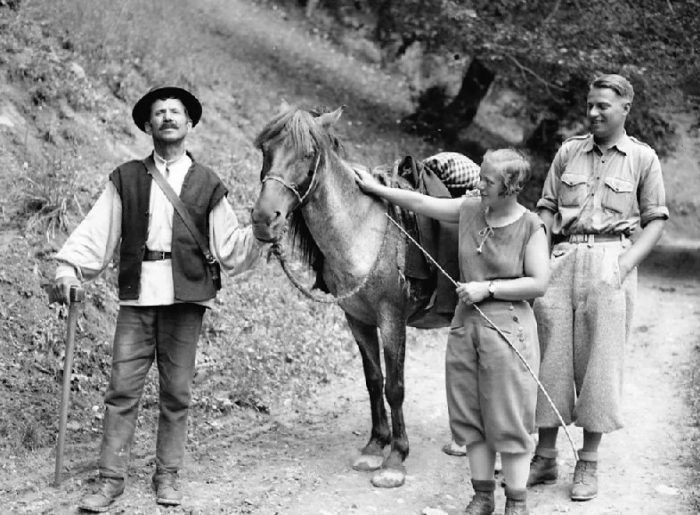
[571,459,598,501]
[441,440,467,457]
[78,477,125,513]
[526,454,558,487]
[152,471,184,506]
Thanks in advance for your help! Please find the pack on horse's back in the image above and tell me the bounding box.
[392,152,480,328]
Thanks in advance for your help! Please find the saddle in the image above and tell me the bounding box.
[391,155,462,329]
[311,154,475,329]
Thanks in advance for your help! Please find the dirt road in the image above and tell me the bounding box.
[3,247,698,514]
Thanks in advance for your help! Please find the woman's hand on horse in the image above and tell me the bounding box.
[355,169,380,194]
[456,281,490,305]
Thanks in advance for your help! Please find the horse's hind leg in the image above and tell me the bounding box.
[345,313,390,473]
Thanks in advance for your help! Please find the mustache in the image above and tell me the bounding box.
[160,123,179,129]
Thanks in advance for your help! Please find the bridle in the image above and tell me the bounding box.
[261,153,321,207]
[259,152,391,304]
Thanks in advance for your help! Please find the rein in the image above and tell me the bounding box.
[262,154,321,206]
[268,206,392,304]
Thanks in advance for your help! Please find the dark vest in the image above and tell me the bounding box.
[109,156,228,302]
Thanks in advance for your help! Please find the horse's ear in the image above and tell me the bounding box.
[315,106,345,129]
[279,99,291,112]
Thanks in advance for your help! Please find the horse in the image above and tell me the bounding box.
[250,103,448,488]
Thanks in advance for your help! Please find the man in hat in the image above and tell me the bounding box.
[52,86,265,511]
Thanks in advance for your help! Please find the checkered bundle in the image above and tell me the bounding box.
[422,152,480,191]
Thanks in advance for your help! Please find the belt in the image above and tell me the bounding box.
[568,233,625,244]
[143,249,172,261]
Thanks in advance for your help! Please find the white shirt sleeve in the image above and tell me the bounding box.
[54,182,122,281]
[209,196,266,277]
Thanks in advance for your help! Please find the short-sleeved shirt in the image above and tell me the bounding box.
[458,198,545,283]
[536,133,669,236]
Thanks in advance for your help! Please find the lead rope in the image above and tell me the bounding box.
[267,209,392,304]
[385,213,578,462]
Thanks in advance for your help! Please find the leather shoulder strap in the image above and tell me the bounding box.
[142,156,216,264]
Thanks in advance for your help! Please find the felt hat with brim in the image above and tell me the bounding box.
[132,86,202,132]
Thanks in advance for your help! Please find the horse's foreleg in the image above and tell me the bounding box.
[345,314,390,472]
[371,316,408,488]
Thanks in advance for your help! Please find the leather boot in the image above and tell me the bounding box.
[571,450,598,501]
[526,448,558,487]
[465,479,496,515]
[78,477,125,513]
[152,471,184,506]
[504,487,529,515]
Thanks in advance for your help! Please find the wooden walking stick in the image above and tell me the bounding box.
[50,285,86,485]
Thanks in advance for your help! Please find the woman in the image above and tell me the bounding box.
[355,149,549,515]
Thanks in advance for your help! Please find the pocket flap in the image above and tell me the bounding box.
[604,177,634,193]
[561,173,587,186]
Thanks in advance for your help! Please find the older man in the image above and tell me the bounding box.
[528,74,669,501]
[52,86,263,511]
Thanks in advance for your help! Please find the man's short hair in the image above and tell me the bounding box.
[590,74,634,104]
[482,148,531,197]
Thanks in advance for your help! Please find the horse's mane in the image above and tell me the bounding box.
[254,106,345,160]
[255,106,346,281]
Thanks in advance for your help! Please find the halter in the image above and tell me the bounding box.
[261,153,321,206]
[261,153,391,303]
[268,208,391,304]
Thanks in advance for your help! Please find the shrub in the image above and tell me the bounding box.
[18,157,86,239]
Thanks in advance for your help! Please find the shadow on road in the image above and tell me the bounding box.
[641,243,700,280]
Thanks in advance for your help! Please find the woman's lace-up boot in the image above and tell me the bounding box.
[504,486,529,515]
[465,478,496,515]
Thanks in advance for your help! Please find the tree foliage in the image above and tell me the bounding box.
[396,0,700,153]
[313,0,700,156]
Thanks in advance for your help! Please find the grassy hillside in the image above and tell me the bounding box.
[0,0,439,466]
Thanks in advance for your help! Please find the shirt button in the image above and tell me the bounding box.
[518,326,524,332]
[509,304,515,311]
[513,316,519,322]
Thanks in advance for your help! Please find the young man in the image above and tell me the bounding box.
[52,86,264,511]
[528,74,669,501]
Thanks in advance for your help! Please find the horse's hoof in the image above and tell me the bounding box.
[352,454,384,472]
[371,466,406,488]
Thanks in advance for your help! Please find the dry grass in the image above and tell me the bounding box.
[19,158,85,239]
[24,0,204,86]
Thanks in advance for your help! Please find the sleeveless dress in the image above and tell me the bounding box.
[446,198,545,453]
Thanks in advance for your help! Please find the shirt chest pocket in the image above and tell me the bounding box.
[559,172,588,207]
[601,177,635,214]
